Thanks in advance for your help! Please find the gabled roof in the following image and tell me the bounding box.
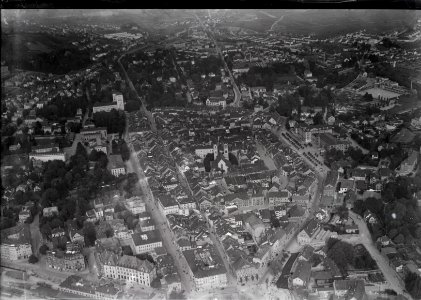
[288,205,305,218]
[302,218,320,237]
[300,245,315,261]
[325,171,338,187]
[117,255,155,273]
[245,214,265,229]
[107,155,125,170]
[333,279,366,299]
[292,260,311,282]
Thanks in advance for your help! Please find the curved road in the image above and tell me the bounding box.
[269,15,285,32]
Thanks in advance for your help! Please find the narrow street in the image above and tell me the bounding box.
[349,211,412,300]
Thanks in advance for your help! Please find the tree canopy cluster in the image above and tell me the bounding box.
[326,238,355,276]
[93,109,126,136]
[238,62,305,91]
[38,143,115,237]
[204,153,214,172]
[353,176,421,243]
[37,95,88,121]
[324,147,377,169]
[405,272,421,299]
[275,93,301,117]
[145,83,186,108]
[125,100,141,113]
[183,55,224,78]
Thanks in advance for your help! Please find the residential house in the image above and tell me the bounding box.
[107,155,126,177]
[292,260,311,287]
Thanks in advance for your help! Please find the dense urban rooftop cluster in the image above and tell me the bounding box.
[1,9,421,300]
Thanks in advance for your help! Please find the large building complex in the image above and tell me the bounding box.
[183,244,228,291]
[103,254,156,287]
[93,92,125,113]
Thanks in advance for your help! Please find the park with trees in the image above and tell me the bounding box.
[352,176,421,243]
[35,142,115,239]
[326,238,377,276]
[37,94,88,122]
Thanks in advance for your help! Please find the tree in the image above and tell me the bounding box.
[105,228,114,238]
[50,217,63,229]
[271,217,280,228]
[114,203,126,213]
[337,205,349,220]
[228,153,238,166]
[365,197,384,216]
[326,238,355,275]
[96,152,109,169]
[125,100,141,112]
[405,272,421,299]
[388,228,399,239]
[393,233,405,244]
[83,222,97,247]
[39,244,49,255]
[204,153,214,172]
[313,112,324,125]
[28,254,39,264]
[120,141,131,161]
[93,109,126,135]
[89,149,99,161]
[76,142,88,159]
[41,188,60,207]
[363,92,373,101]
[40,222,52,238]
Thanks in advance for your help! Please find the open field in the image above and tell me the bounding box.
[360,87,402,100]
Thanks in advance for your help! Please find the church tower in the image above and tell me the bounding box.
[213,144,218,160]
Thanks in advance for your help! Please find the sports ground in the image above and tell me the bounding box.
[361,87,402,100]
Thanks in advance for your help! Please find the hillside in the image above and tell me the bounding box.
[272,10,418,37]
[1,32,91,75]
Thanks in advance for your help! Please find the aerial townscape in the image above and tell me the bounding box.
[1,8,421,300]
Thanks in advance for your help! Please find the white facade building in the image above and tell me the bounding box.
[1,242,32,261]
[103,254,156,287]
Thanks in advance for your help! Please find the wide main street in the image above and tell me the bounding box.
[125,148,196,294]
[120,44,195,293]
